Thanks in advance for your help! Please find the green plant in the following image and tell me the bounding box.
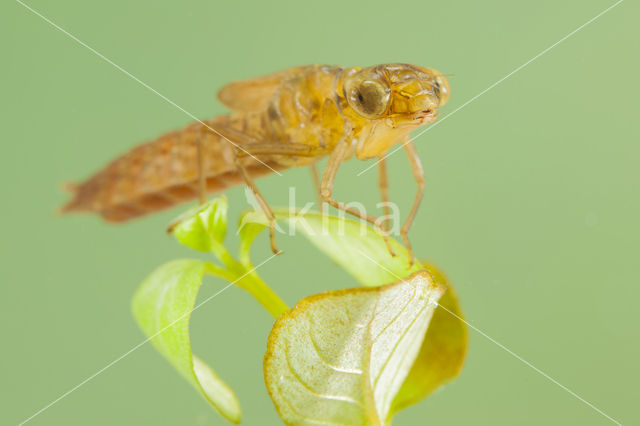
[132,198,467,424]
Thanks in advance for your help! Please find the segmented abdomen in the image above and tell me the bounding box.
[61,118,283,222]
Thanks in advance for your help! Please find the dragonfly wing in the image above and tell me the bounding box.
[217,66,310,112]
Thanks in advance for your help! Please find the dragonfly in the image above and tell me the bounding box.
[61,63,450,264]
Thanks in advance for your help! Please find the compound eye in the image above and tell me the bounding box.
[433,75,450,106]
[345,76,390,119]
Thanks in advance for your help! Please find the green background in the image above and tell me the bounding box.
[2,0,637,424]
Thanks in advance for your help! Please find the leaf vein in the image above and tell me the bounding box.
[309,319,363,375]
[373,296,431,389]
[371,281,419,344]
[284,341,364,408]
[275,382,351,426]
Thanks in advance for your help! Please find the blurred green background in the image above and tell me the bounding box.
[2,0,637,424]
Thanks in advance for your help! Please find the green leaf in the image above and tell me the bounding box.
[236,211,269,266]
[171,197,228,253]
[240,208,423,285]
[389,263,468,419]
[278,209,422,285]
[264,271,444,425]
[242,209,467,418]
[132,259,241,424]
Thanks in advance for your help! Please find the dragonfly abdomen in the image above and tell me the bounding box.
[60,119,284,222]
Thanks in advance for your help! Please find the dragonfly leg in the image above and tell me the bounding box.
[400,138,425,266]
[320,138,396,257]
[377,156,391,233]
[233,139,328,211]
[309,162,323,209]
[195,124,207,205]
[234,155,281,255]
[199,120,329,254]
[235,142,319,157]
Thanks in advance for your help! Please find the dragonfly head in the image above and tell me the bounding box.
[344,63,449,124]
[343,64,450,159]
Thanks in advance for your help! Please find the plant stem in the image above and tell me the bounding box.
[209,248,289,319]
[236,271,289,319]
[203,262,237,283]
